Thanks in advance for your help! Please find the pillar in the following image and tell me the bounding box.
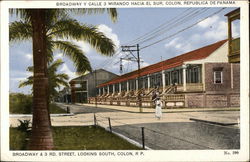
[147,74,150,90]
[183,65,187,92]
[136,78,139,90]
[162,70,166,91]
[119,83,121,92]
[127,81,129,92]
[107,85,110,93]
[113,84,115,93]
[98,88,101,95]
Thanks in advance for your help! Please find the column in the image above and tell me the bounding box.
[107,85,110,93]
[162,70,166,91]
[127,81,129,92]
[119,83,121,93]
[136,78,139,90]
[183,65,187,92]
[147,75,150,90]
[113,84,115,93]
[98,88,101,95]
[202,63,205,91]
[102,87,105,94]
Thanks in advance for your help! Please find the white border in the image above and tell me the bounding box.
[1,1,249,161]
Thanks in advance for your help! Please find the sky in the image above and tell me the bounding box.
[9,7,240,94]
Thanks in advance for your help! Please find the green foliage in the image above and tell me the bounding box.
[49,103,67,114]
[17,120,31,132]
[9,128,28,150]
[19,59,69,101]
[10,9,118,74]
[9,93,67,114]
[10,126,141,150]
[9,93,32,114]
[53,126,141,150]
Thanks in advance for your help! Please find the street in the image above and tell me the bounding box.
[10,103,240,150]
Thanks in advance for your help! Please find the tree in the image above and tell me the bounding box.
[10,9,118,150]
[19,59,69,102]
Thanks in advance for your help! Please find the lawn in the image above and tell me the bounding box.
[10,126,142,150]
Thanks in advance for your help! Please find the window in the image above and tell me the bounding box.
[214,71,223,84]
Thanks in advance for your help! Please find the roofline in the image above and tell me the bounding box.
[224,8,240,17]
[69,68,119,83]
[97,39,227,88]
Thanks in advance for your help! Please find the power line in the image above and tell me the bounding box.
[140,8,226,50]
[136,8,210,45]
[100,8,209,70]
[125,8,193,45]
[127,8,208,45]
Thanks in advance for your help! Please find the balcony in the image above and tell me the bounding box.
[229,38,240,63]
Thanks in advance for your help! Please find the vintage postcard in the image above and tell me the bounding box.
[1,0,249,161]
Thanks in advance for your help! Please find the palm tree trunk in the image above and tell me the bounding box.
[28,9,54,150]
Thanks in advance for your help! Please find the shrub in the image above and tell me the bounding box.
[9,93,33,114]
[17,120,31,132]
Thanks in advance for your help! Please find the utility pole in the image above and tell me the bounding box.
[121,44,142,112]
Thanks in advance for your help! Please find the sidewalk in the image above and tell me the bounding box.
[76,103,240,113]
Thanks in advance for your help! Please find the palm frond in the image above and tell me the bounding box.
[49,19,116,56]
[69,8,117,22]
[48,59,64,73]
[54,73,69,80]
[9,21,32,42]
[26,66,34,72]
[9,9,32,22]
[52,40,92,74]
[19,77,33,88]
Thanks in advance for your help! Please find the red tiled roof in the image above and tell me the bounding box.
[98,40,227,87]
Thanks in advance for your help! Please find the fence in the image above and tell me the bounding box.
[93,113,214,150]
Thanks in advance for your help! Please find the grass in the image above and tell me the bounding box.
[49,103,67,114]
[10,128,29,150]
[10,126,142,150]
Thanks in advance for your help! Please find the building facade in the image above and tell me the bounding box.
[90,40,240,108]
[70,69,118,103]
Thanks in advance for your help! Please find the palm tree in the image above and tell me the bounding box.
[10,9,118,150]
[19,59,69,102]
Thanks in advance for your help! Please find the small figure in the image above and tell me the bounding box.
[155,97,162,120]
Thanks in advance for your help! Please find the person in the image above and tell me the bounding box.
[155,97,162,120]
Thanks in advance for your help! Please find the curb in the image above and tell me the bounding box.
[189,118,238,126]
[9,113,75,118]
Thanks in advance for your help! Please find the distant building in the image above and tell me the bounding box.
[69,69,118,103]
[91,40,240,108]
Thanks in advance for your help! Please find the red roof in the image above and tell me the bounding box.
[98,40,227,87]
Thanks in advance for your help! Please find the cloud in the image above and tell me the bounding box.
[164,37,194,55]
[198,15,220,28]
[72,40,92,53]
[202,21,227,40]
[25,53,33,60]
[59,64,77,80]
[196,15,239,41]
[97,24,120,49]
[54,53,63,59]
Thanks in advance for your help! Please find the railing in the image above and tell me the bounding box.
[164,94,185,101]
[177,83,203,92]
[231,37,240,55]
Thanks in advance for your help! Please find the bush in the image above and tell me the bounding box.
[17,120,31,132]
[9,93,33,114]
